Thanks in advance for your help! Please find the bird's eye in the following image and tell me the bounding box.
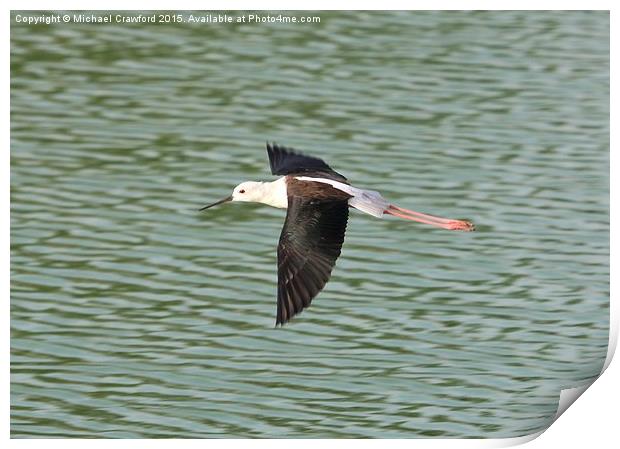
[239,189,245,194]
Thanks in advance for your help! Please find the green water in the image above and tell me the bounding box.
[11,11,609,438]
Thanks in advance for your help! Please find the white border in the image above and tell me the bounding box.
[5,1,616,447]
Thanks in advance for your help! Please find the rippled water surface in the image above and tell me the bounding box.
[11,11,609,438]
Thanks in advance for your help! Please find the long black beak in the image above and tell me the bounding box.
[200,195,232,211]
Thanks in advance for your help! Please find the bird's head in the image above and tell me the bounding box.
[231,181,265,202]
[200,181,265,211]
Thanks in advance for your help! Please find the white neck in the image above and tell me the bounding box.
[257,177,288,209]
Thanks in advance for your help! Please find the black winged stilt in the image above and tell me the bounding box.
[201,143,475,325]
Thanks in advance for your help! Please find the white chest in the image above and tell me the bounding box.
[260,177,289,209]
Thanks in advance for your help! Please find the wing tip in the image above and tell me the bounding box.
[275,313,289,327]
[273,313,295,327]
[274,294,315,327]
[266,141,299,154]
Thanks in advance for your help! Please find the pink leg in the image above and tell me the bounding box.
[390,205,455,224]
[385,205,475,231]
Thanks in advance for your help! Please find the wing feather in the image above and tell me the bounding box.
[276,195,349,325]
[267,142,348,183]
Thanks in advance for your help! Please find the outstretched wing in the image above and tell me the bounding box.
[276,194,350,325]
[267,142,348,183]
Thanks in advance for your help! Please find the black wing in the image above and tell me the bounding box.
[276,196,349,325]
[267,142,348,183]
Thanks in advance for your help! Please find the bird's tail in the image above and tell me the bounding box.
[384,204,475,231]
[348,189,391,218]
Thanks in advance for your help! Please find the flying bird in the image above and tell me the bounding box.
[201,143,474,325]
